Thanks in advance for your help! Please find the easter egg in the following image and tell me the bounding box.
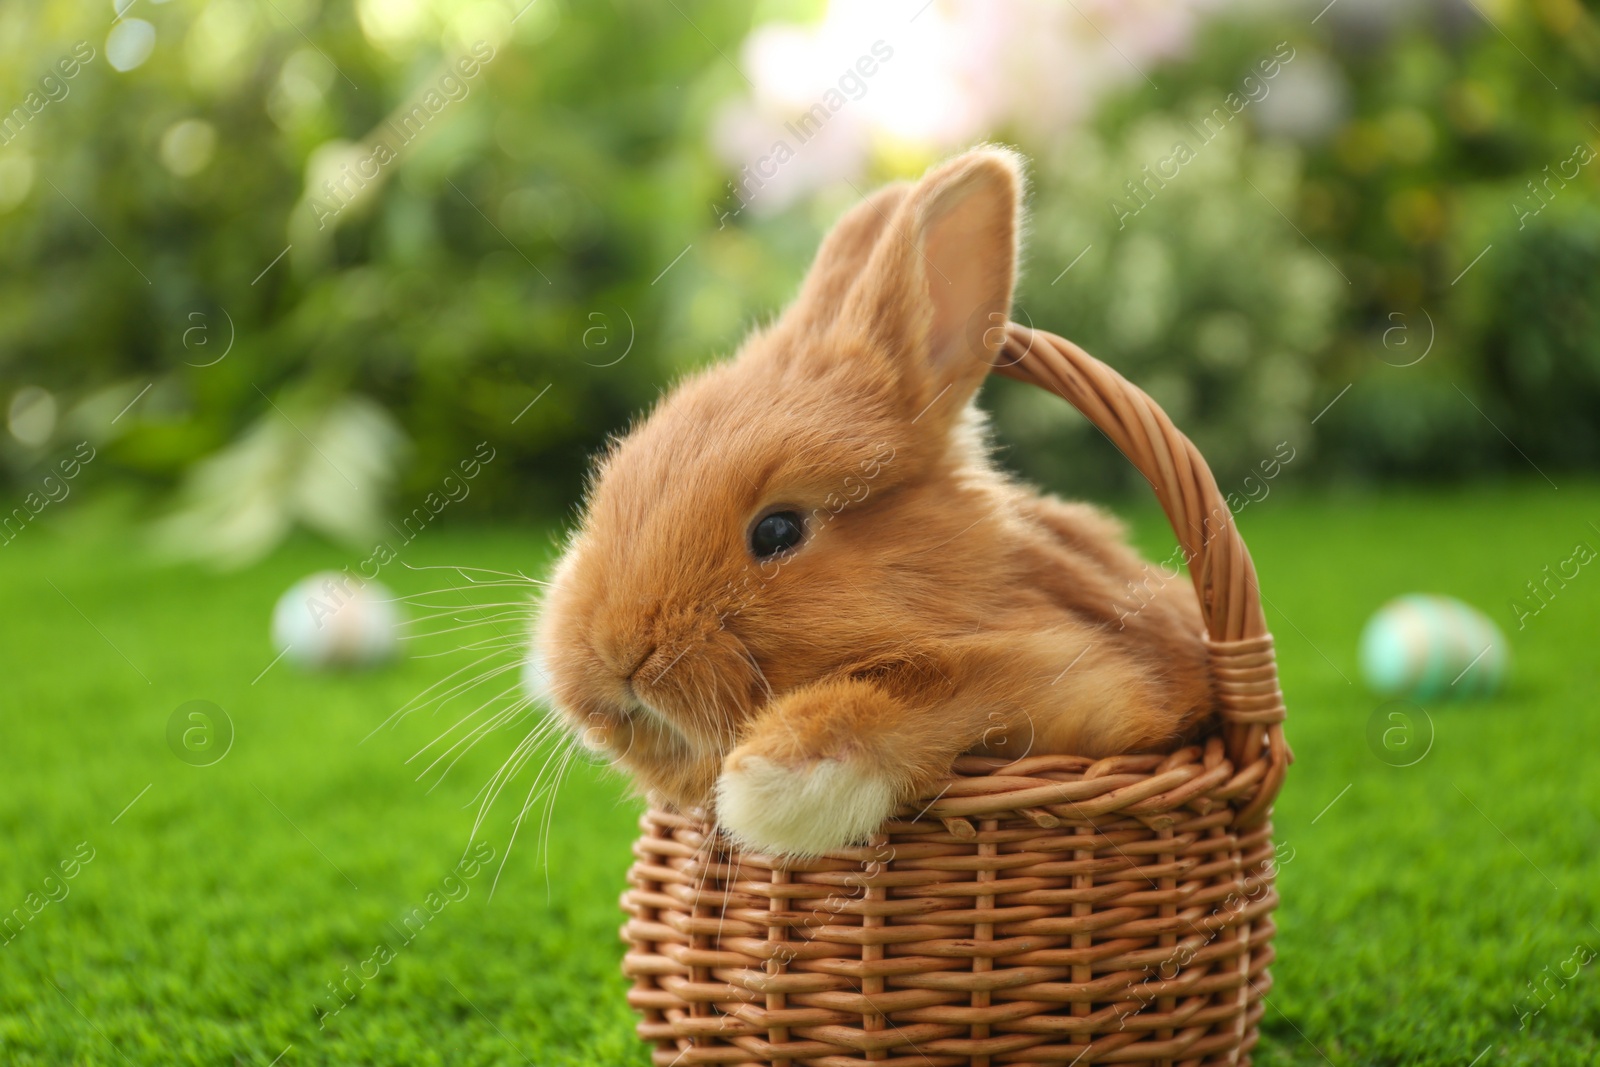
[271,571,400,669]
[1358,594,1507,701]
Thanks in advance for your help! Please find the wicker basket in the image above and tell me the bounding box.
[619,323,1292,1066]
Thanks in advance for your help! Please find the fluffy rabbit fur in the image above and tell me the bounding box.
[532,147,1214,856]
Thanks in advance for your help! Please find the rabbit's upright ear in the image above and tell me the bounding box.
[842,147,1023,425]
[779,182,911,336]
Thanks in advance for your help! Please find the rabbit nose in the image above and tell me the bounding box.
[624,644,659,688]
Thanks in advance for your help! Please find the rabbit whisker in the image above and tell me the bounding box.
[400,560,545,585]
[408,664,533,767]
[406,635,529,660]
[415,686,534,786]
[399,654,522,734]
[400,614,534,642]
[360,649,512,743]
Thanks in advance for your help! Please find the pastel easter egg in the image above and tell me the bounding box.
[1358,594,1507,701]
[271,572,400,669]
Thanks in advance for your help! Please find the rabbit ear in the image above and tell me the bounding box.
[841,147,1023,424]
[780,182,911,334]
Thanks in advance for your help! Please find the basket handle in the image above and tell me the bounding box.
[996,323,1290,824]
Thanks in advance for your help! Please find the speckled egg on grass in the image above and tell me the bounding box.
[1358,593,1507,701]
[271,571,401,669]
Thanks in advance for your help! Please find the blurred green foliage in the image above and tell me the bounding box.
[0,0,781,559]
[1287,0,1600,481]
[1,0,1598,561]
[995,1,1600,494]
[1000,104,1343,496]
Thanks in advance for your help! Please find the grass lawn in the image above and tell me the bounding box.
[1,483,1597,1066]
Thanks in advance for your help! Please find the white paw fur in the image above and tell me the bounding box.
[715,754,896,857]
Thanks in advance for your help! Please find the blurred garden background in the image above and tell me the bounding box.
[3,0,1599,1064]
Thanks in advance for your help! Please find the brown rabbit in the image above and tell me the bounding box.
[533,147,1214,856]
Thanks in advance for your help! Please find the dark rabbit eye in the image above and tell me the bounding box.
[750,511,804,558]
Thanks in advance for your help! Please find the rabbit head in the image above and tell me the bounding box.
[533,148,1027,810]
[533,147,1211,853]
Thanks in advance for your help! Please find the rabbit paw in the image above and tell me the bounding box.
[715,748,896,857]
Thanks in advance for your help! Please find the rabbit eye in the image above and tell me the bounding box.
[750,511,804,558]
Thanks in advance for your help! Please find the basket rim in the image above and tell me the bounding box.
[651,734,1260,853]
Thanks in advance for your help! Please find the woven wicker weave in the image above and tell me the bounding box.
[620,323,1292,1066]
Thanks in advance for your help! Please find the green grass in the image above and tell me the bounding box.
[1,484,1597,1065]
